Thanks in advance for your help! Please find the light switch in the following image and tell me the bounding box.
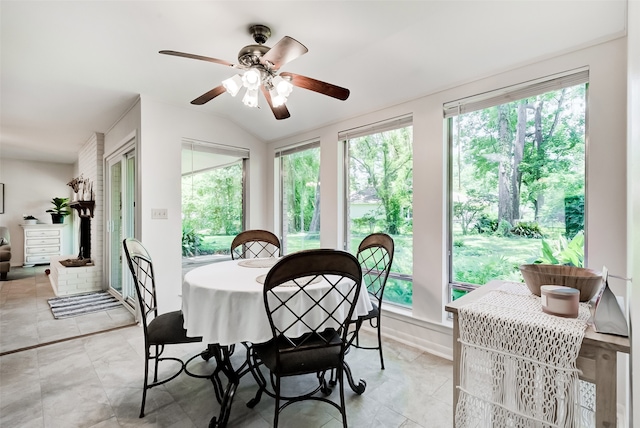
[151,208,168,219]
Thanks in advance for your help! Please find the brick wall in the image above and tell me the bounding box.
[48,255,102,296]
[75,133,104,286]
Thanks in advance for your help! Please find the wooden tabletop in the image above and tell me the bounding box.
[445,280,630,354]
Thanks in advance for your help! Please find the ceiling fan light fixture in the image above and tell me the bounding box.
[270,88,287,107]
[242,88,259,108]
[272,75,293,97]
[222,74,243,97]
[242,68,262,90]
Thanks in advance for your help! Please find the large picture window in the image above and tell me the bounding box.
[342,116,413,307]
[276,141,321,254]
[446,69,588,300]
[182,140,248,264]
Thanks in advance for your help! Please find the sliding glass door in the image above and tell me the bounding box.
[106,142,136,305]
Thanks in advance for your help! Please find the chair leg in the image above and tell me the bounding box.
[273,376,281,428]
[376,316,384,370]
[140,347,150,418]
[354,319,362,347]
[152,344,161,383]
[338,365,348,427]
[318,370,332,395]
[142,344,166,417]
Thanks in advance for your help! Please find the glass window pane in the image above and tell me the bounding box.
[449,83,587,299]
[182,144,245,263]
[109,161,122,293]
[280,145,321,254]
[345,125,413,307]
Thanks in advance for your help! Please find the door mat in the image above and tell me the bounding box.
[48,291,122,319]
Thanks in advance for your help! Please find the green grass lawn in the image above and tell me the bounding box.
[453,234,543,284]
[198,235,234,254]
[190,231,542,307]
[282,233,321,253]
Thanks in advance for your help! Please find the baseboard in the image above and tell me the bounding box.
[358,308,455,361]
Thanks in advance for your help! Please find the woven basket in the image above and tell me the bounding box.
[519,264,602,302]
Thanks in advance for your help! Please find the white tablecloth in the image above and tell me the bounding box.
[182,258,373,346]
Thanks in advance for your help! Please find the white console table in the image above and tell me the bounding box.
[445,280,630,427]
[20,224,66,267]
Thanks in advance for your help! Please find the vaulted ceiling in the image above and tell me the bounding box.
[0,1,627,164]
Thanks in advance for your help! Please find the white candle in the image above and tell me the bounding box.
[540,285,579,318]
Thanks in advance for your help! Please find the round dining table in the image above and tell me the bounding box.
[182,257,373,347]
[181,256,372,427]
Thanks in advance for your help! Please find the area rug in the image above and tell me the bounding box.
[48,291,122,319]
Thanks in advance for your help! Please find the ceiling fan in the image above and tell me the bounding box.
[159,24,350,120]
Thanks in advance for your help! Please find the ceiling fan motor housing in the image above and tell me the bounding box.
[238,44,270,67]
[237,25,274,68]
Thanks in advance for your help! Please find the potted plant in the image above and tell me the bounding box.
[46,197,70,224]
[23,215,38,225]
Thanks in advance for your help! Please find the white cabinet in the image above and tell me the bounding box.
[21,224,65,267]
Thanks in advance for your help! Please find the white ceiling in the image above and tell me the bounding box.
[0,1,627,164]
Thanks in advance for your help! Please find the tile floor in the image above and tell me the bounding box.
[0,268,454,427]
[0,266,136,355]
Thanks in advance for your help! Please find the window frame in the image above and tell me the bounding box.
[275,140,321,255]
[340,115,414,307]
[445,69,590,300]
[181,139,249,265]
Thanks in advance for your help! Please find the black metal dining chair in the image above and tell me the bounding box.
[230,229,281,260]
[123,238,210,417]
[350,233,395,369]
[247,249,363,427]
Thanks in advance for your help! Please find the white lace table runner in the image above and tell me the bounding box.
[456,282,591,428]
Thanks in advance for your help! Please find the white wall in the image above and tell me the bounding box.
[104,99,141,158]
[267,37,629,381]
[627,0,639,424]
[103,97,268,313]
[0,158,75,265]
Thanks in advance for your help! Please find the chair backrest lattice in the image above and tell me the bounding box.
[123,238,159,329]
[262,249,362,353]
[231,229,281,260]
[357,233,395,303]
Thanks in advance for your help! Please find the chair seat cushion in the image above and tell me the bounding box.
[254,330,343,376]
[147,310,202,346]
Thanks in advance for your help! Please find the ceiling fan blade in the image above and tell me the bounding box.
[261,36,308,70]
[159,50,237,68]
[279,72,350,101]
[191,85,227,105]
[261,86,291,120]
